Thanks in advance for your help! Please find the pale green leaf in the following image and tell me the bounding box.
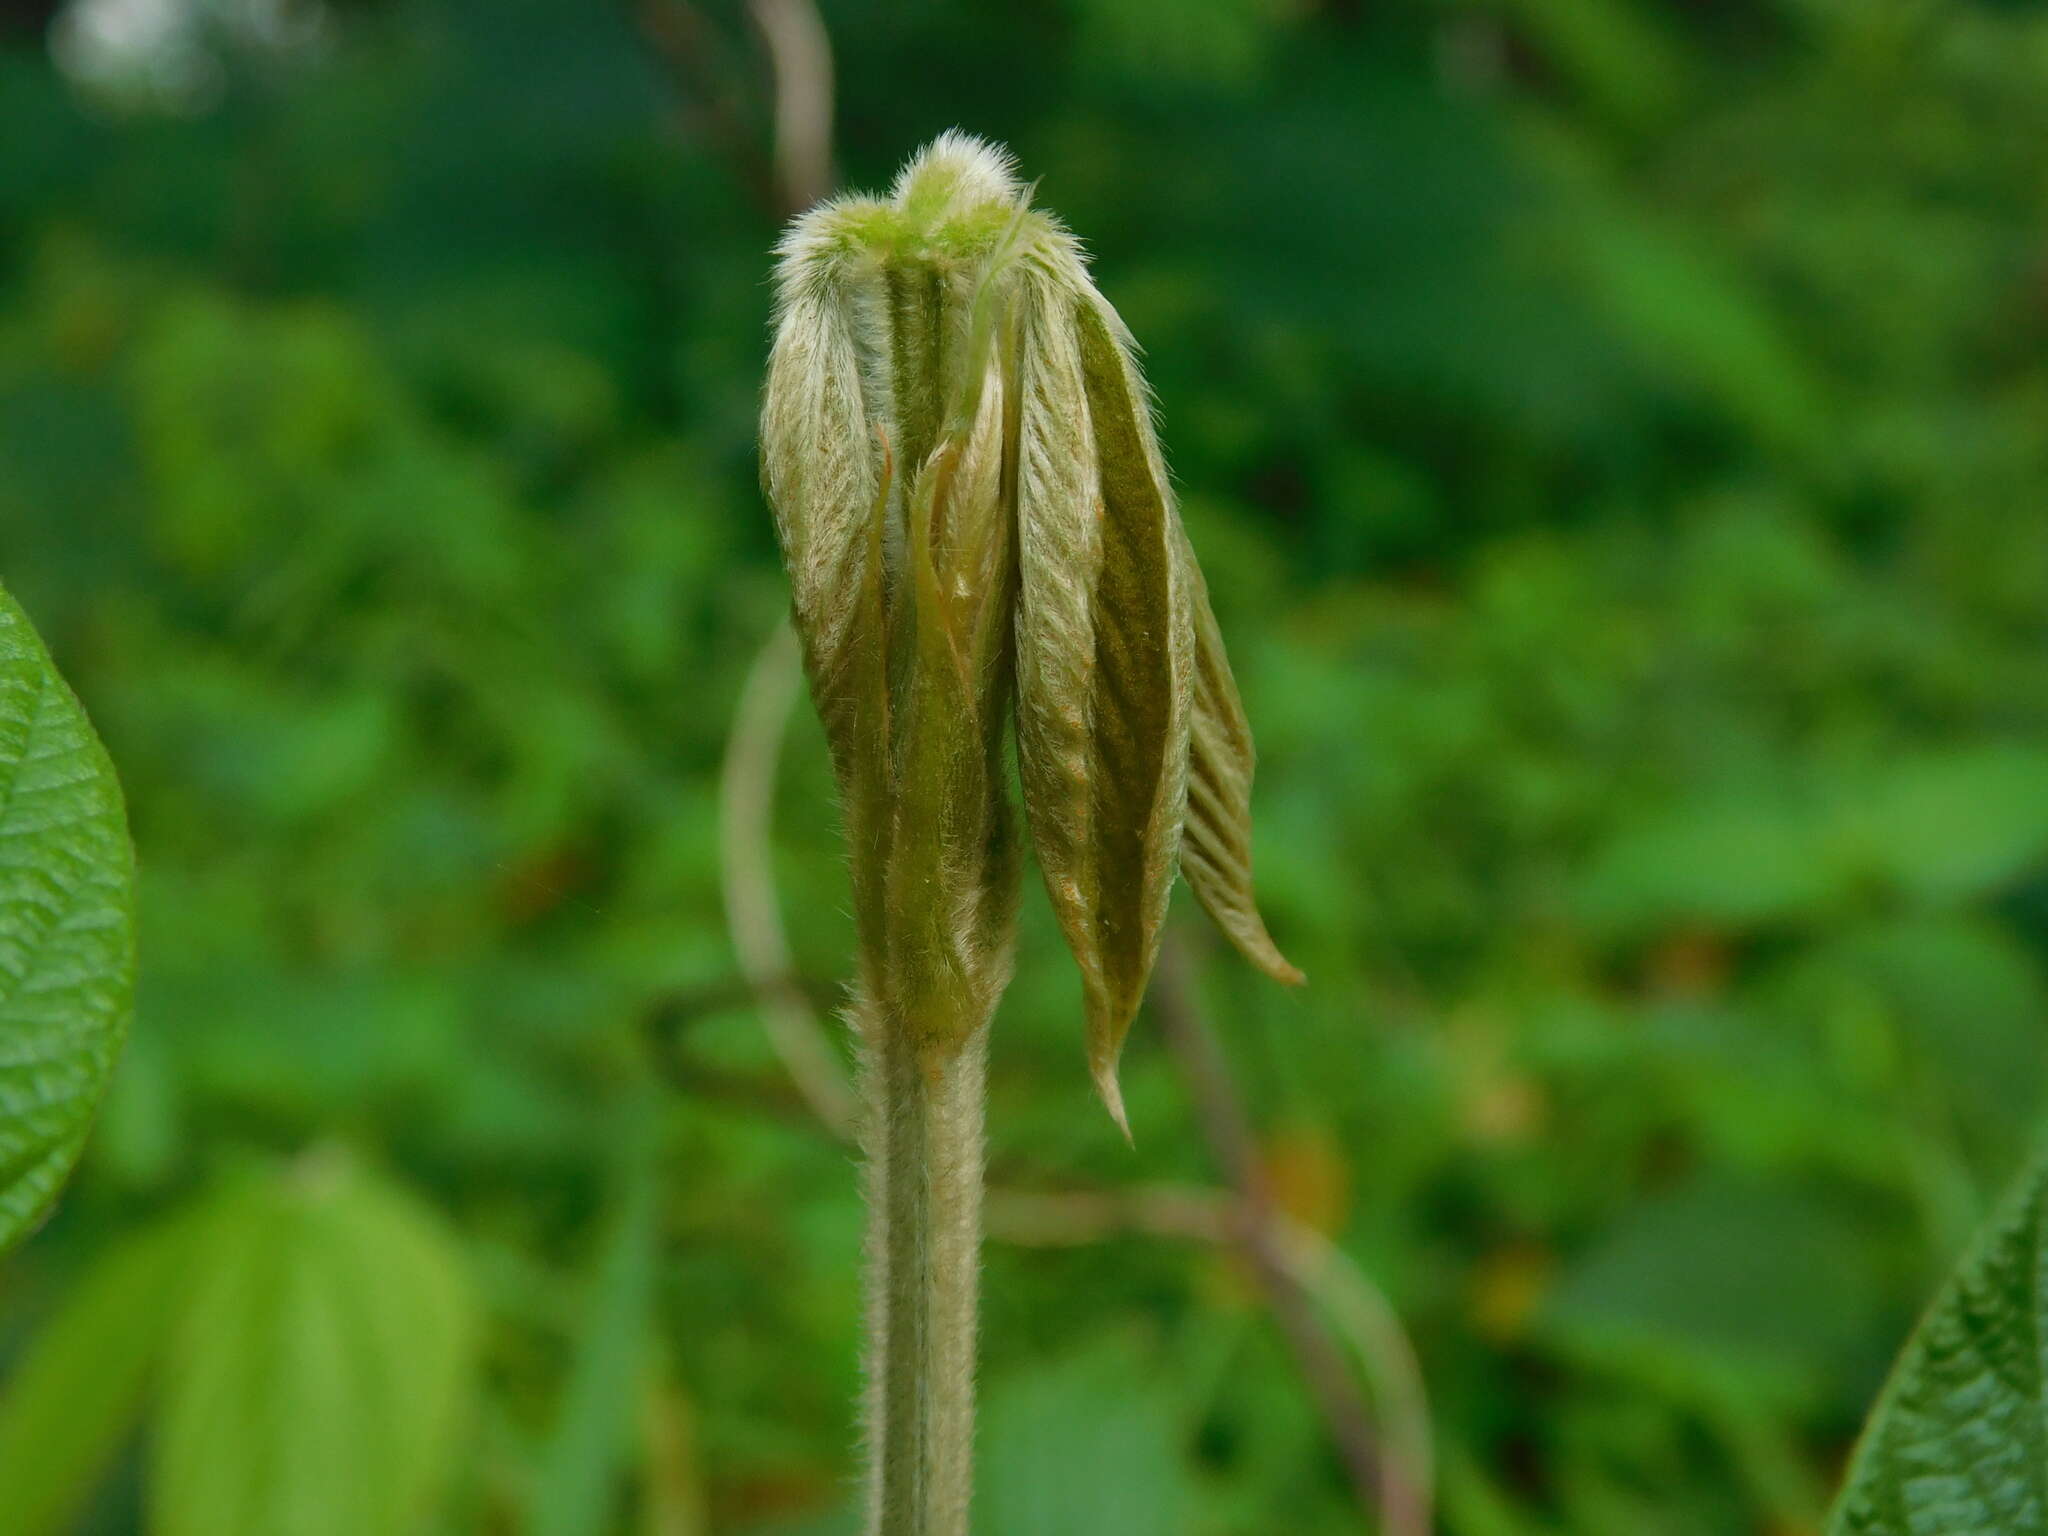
[150,1155,478,1536]
[0,581,138,1252]
[0,1212,200,1536]
[1827,1141,2048,1535]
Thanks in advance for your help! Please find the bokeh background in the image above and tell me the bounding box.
[6,0,2048,1531]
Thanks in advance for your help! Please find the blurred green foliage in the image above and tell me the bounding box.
[4,0,2048,1530]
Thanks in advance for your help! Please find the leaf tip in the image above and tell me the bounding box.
[1220,921,1302,991]
[1189,883,1306,988]
[1245,930,1306,989]
[1092,1059,1135,1146]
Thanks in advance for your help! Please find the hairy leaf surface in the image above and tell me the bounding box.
[1176,532,1302,986]
[1053,294,1192,1130]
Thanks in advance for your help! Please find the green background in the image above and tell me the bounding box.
[5,0,2048,1530]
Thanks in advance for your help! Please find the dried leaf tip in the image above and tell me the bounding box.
[1091,1052,1134,1147]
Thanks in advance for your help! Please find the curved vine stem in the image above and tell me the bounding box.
[717,620,858,1139]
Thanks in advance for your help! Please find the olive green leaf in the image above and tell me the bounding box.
[764,139,1034,1056]
[1011,261,1107,1057]
[1176,530,1303,986]
[1016,286,1193,1134]
[884,316,1020,1050]
[0,581,137,1253]
[1826,1138,2048,1535]
[759,278,888,821]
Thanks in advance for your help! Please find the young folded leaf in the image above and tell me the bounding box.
[885,337,1019,1046]
[1177,528,1304,986]
[763,138,1033,1052]
[1015,289,1193,1134]
[760,276,893,944]
[762,130,1293,1119]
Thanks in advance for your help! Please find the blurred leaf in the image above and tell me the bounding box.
[1827,1139,2048,1534]
[150,1155,477,1536]
[1839,916,2048,1167]
[1577,798,1843,935]
[0,581,137,1252]
[977,1342,1194,1536]
[1071,0,1278,90]
[1848,746,2048,905]
[1490,0,1687,126]
[0,1211,199,1536]
[1544,1176,1898,1400]
[1559,197,1828,454]
[532,1133,660,1536]
[638,1348,707,1536]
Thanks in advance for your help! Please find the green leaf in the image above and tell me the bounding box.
[1544,1175,1897,1402]
[1577,797,1843,936]
[1015,283,1193,1131]
[1827,1141,2048,1534]
[1175,525,1302,988]
[531,1149,660,1536]
[1849,746,2048,905]
[0,581,137,1252]
[1563,201,1828,456]
[0,1211,200,1536]
[1490,0,1687,125]
[150,1155,478,1536]
[978,1343,1194,1536]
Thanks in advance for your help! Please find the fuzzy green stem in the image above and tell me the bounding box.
[861,1011,986,1536]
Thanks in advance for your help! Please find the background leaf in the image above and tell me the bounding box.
[149,1155,478,1536]
[0,1211,199,1536]
[531,1122,662,1536]
[977,1341,1194,1536]
[0,581,137,1251]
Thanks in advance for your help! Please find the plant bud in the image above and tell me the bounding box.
[762,133,1300,1110]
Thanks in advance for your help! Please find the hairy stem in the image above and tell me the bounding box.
[861,1010,985,1536]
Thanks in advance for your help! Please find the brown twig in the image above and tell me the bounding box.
[718,621,859,1137]
[1152,941,1434,1536]
[747,0,836,214]
[629,0,781,215]
[628,0,836,221]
